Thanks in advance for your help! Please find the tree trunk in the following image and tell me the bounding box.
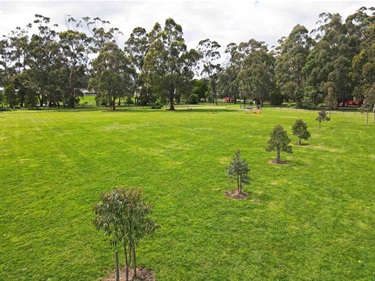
[112,99,116,111]
[68,96,75,108]
[169,97,175,110]
[298,137,302,146]
[124,241,129,281]
[132,242,137,279]
[236,174,240,194]
[276,148,281,164]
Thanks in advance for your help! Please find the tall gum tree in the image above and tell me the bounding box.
[125,27,149,105]
[197,38,222,103]
[143,18,200,110]
[89,42,135,110]
[237,40,275,106]
[59,30,90,107]
[275,24,312,106]
[24,14,62,107]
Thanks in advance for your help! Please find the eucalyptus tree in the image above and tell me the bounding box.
[275,24,313,106]
[0,25,30,105]
[8,26,31,107]
[303,12,364,107]
[143,18,200,110]
[0,37,13,90]
[237,40,275,106]
[217,63,239,102]
[59,30,91,107]
[226,149,250,195]
[218,41,252,103]
[352,13,375,109]
[24,14,62,106]
[124,27,149,105]
[219,39,270,104]
[353,18,375,124]
[196,38,222,103]
[217,43,239,102]
[89,42,135,110]
[4,84,17,108]
[94,187,159,281]
[1,25,37,108]
[81,16,122,53]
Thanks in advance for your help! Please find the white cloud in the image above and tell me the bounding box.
[1,0,373,53]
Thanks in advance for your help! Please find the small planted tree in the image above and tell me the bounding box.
[94,187,159,281]
[292,119,311,145]
[266,125,292,164]
[226,149,250,195]
[316,110,330,128]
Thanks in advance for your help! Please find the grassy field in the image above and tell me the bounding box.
[0,106,374,280]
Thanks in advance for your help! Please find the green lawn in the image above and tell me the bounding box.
[0,106,374,280]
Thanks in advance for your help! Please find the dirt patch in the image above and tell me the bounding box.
[102,267,155,281]
[268,159,288,165]
[294,142,309,146]
[225,189,249,200]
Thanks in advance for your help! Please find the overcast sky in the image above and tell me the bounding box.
[1,0,374,53]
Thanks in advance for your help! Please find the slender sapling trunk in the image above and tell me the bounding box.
[276,147,281,163]
[132,242,137,278]
[124,240,129,281]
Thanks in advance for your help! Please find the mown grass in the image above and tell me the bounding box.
[0,106,374,280]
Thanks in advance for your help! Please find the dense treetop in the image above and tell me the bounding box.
[0,7,374,109]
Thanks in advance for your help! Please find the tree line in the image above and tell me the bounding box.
[0,7,374,110]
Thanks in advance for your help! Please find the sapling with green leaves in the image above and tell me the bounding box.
[266,125,292,164]
[316,110,330,128]
[226,149,250,194]
[93,187,159,281]
[292,119,311,145]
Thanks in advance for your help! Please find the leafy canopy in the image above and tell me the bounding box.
[266,125,292,163]
[226,149,250,194]
[292,119,311,145]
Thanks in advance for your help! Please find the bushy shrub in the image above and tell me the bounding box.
[188,93,199,104]
[151,104,162,109]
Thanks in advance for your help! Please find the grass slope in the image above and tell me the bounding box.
[0,107,374,280]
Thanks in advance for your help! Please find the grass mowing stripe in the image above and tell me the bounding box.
[0,108,374,280]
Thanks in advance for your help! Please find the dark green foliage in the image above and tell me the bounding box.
[316,111,330,128]
[292,119,311,145]
[188,93,199,104]
[94,187,159,281]
[4,84,17,108]
[196,39,221,103]
[89,42,135,111]
[275,24,312,106]
[225,149,250,194]
[266,125,292,163]
[192,79,208,101]
[143,18,200,110]
[302,86,322,109]
[269,89,284,106]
